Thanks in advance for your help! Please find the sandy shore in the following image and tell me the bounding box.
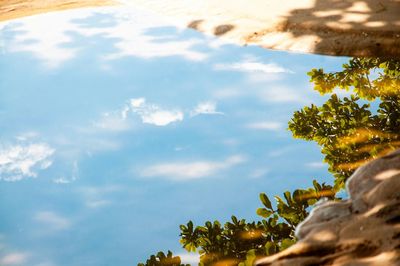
[122,0,400,58]
[1,0,399,58]
[0,0,116,22]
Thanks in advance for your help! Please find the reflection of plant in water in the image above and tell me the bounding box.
[139,181,337,265]
[138,251,189,266]
[290,58,400,189]
[309,58,400,100]
[138,58,399,266]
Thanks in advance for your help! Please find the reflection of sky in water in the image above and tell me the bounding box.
[0,6,349,266]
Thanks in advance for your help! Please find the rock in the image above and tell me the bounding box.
[256,149,400,266]
[346,150,400,200]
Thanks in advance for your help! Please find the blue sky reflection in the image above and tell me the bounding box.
[0,6,349,266]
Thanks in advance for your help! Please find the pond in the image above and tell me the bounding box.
[0,5,398,266]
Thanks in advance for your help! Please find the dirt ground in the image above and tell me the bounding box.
[0,0,115,22]
[1,0,399,58]
[122,0,400,58]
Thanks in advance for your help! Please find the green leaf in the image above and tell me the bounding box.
[244,249,257,266]
[259,193,273,210]
[256,208,273,218]
[281,238,296,250]
[313,180,322,191]
[264,241,276,255]
[231,216,238,224]
[283,191,292,205]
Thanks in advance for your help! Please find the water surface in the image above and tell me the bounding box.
[0,6,349,265]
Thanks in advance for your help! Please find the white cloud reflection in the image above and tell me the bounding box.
[130,98,184,126]
[0,252,29,266]
[249,168,270,179]
[306,162,326,169]
[93,112,132,131]
[191,101,224,116]
[89,96,228,133]
[53,161,79,184]
[0,143,54,181]
[213,85,310,104]
[78,185,122,209]
[246,121,283,131]
[1,6,208,68]
[34,211,71,230]
[260,86,311,104]
[214,60,292,74]
[141,155,246,180]
[91,97,185,128]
